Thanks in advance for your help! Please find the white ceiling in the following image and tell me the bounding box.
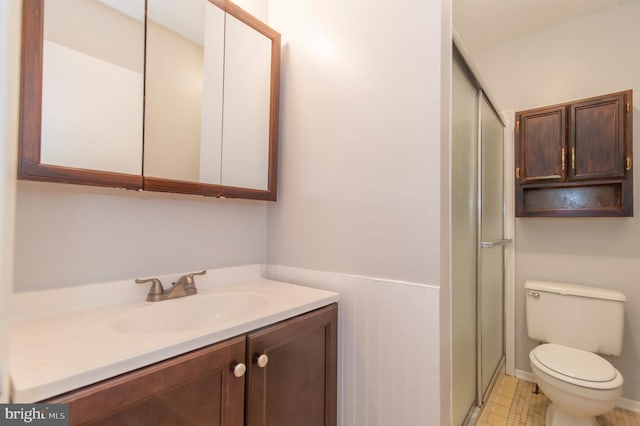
[454,0,634,53]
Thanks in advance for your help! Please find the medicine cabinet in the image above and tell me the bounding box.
[19,0,280,201]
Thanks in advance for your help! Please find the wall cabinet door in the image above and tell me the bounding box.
[569,92,627,180]
[517,106,566,184]
[245,304,338,426]
[49,336,246,426]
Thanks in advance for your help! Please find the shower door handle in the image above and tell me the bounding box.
[480,239,512,248]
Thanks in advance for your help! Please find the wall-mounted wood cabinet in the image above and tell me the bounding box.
[515,90,633,217]
[47,304,337,426]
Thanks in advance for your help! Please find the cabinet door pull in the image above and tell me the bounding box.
[626,157,632,171]
[233,363,246,378]
[561,148,565,171]
[571,147,576,170]
[256,354,269,368]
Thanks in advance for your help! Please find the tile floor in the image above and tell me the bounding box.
[476,375,640,426]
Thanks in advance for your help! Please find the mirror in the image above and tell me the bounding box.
[144,0,217,184]
[19,0,145,189]
[218,13,272,190]
[19,0,279,199]
[144,0,279,198]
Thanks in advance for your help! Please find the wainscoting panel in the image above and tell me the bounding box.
[264,265,440,426]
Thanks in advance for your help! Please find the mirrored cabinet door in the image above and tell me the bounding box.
[220,13,272,190]
[143,0,280,200]
[19,0,145,189]
[144,0,224,184]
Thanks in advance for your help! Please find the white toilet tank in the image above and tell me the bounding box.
[525,281,626,356]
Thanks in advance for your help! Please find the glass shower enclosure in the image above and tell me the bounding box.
[451,46,507,425]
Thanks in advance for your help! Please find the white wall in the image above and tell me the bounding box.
[144,20,204,182]
[267,0,450,423]
[265,266,441,426]
[14,181,268,291]
[0,0,20,402]
[470,1,640,402]
[267,0,444,285]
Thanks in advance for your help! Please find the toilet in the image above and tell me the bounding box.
[525,280,626,426]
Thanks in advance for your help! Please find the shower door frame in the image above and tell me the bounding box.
[452,34,516,424]
[476,89,506,406]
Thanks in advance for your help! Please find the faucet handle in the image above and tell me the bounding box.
[135,278,165,302]
[176,270,207,294]
[189,270,207,279]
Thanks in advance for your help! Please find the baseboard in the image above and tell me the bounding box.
[618,397,640,414]
[515,369,640,413]
[514,369,535,383]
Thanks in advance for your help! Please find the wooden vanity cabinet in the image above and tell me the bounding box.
[46,304,338,426]
[49,336,246,425]
[515,90,633,217]
[245,304,337,426]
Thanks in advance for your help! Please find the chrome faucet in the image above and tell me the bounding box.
[135,270,207,302]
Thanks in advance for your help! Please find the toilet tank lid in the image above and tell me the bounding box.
[525,281,626,302]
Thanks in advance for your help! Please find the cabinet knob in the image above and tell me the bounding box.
[233,363,246,378]
[256,354,269,368]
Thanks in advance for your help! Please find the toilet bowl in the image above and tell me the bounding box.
[525,281,626,426]
[530,344,623,426]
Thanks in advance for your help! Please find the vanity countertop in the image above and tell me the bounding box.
[9,265,339,402]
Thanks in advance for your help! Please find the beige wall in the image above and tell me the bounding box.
[44,0,144,73]
[144,20,203,182]
[41,0,144,175]
[470,1,640,401]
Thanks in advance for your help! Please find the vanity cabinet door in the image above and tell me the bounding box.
[48,336,246,426]
[245,304,337,426]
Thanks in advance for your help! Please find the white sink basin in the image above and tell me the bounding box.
[112,291,273,334]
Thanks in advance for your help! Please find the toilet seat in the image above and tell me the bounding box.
[531,344,623,390]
